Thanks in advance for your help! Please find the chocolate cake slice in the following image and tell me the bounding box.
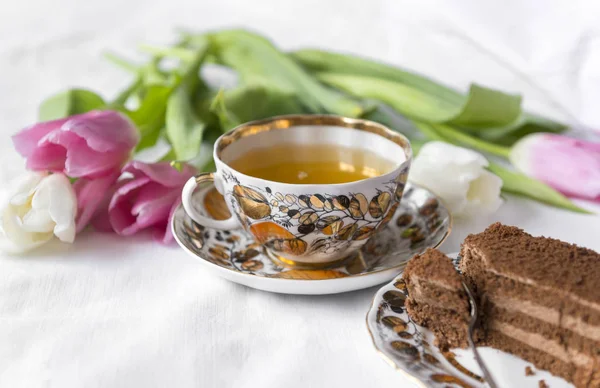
[460,223,600,388]
[402,248,470,350]
[402,223,600,388]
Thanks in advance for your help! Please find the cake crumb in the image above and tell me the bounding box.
[525,366,535,376]
[539,380,549,388]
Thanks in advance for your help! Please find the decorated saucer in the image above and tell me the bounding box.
[366,253,572,388]
[172,182,451,295]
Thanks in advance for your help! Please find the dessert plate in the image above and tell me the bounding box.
[172,182,451,295]
[366,253,573,388]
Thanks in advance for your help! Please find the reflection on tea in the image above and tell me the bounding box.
[228,143,396,184]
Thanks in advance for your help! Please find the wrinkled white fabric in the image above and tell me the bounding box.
[1,0,600,387]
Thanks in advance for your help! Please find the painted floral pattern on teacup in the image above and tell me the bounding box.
[221,169,408,259]
[174,182,450,281]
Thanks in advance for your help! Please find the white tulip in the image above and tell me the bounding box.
[0,172,77,253]
[409,141,503,218]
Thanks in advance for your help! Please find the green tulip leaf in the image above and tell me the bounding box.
[448,84,521,128]
[38,89,105,121]
[209,89,242,132]
[207,30,367,117]
[166,87,206,161]
[317,73,521,128]
[488,162,592,214]
[291,49,462,104]
[132,40,209,153]
[209,83,307,132]
[474,113,568,146]
[129,84,174,135]
[293,49,566,137]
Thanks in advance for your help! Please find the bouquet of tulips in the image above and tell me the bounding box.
[4,29,597,253]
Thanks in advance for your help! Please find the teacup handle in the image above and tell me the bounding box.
[181,173,239,230]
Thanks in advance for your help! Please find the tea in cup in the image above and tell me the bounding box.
[182,115,412,267]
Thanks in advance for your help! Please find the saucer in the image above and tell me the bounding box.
[366,254,571,388]
[172,182,451,295]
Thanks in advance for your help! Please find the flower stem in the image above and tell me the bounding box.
[411,121,510,158]
[434,124,511,158]
[109,76,143,107]
[103,52,139,73]
[411,121,448,142]
[488,162,592,214]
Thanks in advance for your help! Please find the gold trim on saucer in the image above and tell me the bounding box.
[266,249,359,270]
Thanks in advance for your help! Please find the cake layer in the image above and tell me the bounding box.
[404,249,464,288]
[405,298,470,350]
[407,275,469,314]
[402,223,600,388]
[461,223,600,310]
[484,301,600,359]
[484,328,574,384]
[461,245,600,326]
[487,294,600,342]
[402,249,471,350]
[486,324,600,388]
[462,249,600,343]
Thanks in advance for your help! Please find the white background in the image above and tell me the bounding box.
[1,1,599,387]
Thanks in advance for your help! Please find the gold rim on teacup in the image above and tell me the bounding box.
[216,114,412,162]
[181,114,413,267]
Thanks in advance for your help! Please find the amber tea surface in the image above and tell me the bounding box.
[228,143,396,184]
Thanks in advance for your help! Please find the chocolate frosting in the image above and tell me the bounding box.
[462,223,600,305]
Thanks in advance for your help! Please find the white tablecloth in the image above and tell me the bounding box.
[1,1,599,387]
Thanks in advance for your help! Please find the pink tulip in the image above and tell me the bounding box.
[12,110,139,179]
[510,133,600,201]
[106,161,196,243]
[73,172,120,232]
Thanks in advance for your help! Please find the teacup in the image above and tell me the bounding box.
[182,114,412,267]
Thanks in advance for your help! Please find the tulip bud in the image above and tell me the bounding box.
[409,141,503,217]
[510,134,600,201]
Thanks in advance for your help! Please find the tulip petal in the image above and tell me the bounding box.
[462,170,504,218]
[91,212,113,233]
[409,141,502,216]
[106,161,195,241]
[119,184,175,236]
[132,188,177,229]
[108,177,152,236]
[130,183,173,217]
[65,148,128,179]
[89,181,116,233]
[108,201,137,236]
[123,161,195,187]
[0,205,53,253]
[40,174,77,243]
[73,172,120,233]
[511,134,600,201]
[12,117,69,157]
[109,180,179,237]
[159,199,182,244]
[25,144,67,172]
[63,111,139,153]
[21,207,55,233]
[0,172,75,253]
[41,130,126,178]
[112,176,152,200]
[9,173,46,206]
[15,111,139,179]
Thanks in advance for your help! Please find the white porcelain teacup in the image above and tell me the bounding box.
[182,114,412,267]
